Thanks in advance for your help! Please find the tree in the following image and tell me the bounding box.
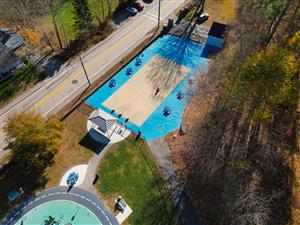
[44,0,63,49]
[72,0,93,36]
[254,0,293,47]
[223,44,298,121]
[5,112,63,165]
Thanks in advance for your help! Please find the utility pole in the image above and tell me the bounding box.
[158,0,161,27]
[79,56,91,86]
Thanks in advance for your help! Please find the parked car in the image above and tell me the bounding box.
[195,12,209,23]
[134,2,144,11]
[126,7,138,16]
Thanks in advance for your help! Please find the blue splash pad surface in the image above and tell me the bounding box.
[86,35,208,141]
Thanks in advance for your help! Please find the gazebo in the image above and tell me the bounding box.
[87,109,131,143]
[89,109,117,133]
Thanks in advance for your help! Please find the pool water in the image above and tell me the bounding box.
[86,34,208,141]
[15,200,102,225]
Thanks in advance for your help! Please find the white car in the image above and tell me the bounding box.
[196,12,209,23]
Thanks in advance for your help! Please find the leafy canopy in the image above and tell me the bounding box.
[5,113,63,162]
[224,42,299,121]
[72,0,93,35]
[254,0,286,20]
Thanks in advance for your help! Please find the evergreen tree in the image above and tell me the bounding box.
[72,0,93,35]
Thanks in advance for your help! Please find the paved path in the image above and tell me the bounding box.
[0,0,185,151]
[80,143,112,192]
[148,137,202,225]
[1,186,118,225]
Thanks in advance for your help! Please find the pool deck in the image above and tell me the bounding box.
[86,35,208,141]
[103,55,189,126]
[1,186,118,225]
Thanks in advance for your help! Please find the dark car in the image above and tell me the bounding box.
[126,7,138,16]
[135,2,144,11]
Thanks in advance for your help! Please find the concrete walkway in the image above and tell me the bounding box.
[148,137,202,225]
[0,0,185,152]
[80,143,112,192]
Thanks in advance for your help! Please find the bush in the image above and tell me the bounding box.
[0,63,45,104]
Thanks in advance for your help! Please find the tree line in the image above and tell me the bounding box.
[0,0,132,51]
[175,0,299,225]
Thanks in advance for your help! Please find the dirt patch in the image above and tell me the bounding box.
[166,74,216,174]
[45,103,94,188]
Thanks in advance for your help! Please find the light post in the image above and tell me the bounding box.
[79,56,91,86]
[71,206,79,221]
[158,0,161,27]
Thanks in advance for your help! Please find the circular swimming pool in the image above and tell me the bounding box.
[15,200,102,225]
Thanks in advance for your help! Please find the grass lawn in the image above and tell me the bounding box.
[97,140,179,225]
[43,0,120,42]
[45,103,95,188]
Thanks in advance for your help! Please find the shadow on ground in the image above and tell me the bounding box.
[112,11,132,25]
[79,133,108,155]
[0,147,53,218]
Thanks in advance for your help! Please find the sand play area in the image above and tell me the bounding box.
[103,55,189,126]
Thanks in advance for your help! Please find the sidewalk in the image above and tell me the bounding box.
[0,0,185,152]
[149,137,203,225]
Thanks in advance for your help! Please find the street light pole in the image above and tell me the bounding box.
[158,0,161,27]
[79,56,91,86]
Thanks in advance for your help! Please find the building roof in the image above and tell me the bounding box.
[0,43,21,74]
[0,28,24,50]
[89,109,117,133]
[208,22,227,39]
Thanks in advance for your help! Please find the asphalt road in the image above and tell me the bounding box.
[1,186,119,225]
[0,0,185,151]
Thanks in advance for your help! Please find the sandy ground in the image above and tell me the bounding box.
[103,55,189,126]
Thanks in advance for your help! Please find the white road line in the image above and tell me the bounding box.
[0,0,163,119]
[41,21,155,117]
[6,190,116,225]
[143,14,158,22]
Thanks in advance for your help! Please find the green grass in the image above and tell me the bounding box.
[0,63,44,106]
[50,0,120,41]
[97,140,179,225]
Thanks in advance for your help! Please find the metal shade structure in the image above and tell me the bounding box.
[89,109,117,133]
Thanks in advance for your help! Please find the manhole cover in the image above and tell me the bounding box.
[72,80,78,84]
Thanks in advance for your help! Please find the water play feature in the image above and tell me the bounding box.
[86,35,208,141]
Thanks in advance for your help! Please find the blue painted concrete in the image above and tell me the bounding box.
[86,35,208,141]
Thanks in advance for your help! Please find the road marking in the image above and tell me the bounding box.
[31,19,148,111]
[42,20,153,117]
[5,190,115,225]
[0,1,158,118]
[143,14,158,22]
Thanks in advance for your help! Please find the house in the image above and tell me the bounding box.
[206,22,227,49]
[0,28,25,50]
[0,43,22,81]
